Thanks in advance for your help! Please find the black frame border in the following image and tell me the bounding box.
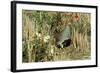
[11,1,98,72]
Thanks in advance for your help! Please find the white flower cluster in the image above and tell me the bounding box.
[43,35,50,43]
[35,32,50,43]
[35,32,41,38]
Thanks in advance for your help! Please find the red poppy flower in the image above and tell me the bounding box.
[75,15,79,19]
[74,14,80,21]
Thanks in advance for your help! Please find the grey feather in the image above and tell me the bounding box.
[56,26,71,48]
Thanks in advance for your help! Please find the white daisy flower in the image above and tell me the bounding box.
[43,35,50,43]
[36,32,41,37]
